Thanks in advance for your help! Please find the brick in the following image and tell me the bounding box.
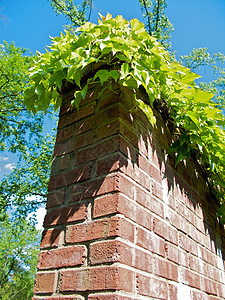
[56,125,74,143]
[190,290,209,300]
[90,240,133,266]
[138,154,162,184]
[203,263,220,282]
[96,153,124,176]
[33,271,57,294]
[169,284,178,300]
[155,257,178,282]
[93,193,136,221]
[182,269,200,289]
[94,192,151,230]
[33,297,83,300]
[37,245,87,269]
[135,185,164,217]
[199,246,216,266]
[153,217,178,245]
[46,189,66,208]
[136,227,165,257]
[66,216,134,244]
[60,266,134,293]
[88,294,133,300]
[97,119,138,146]
[189,254,202,273]
[58,103,96,129]
[90,240,152,273]
[70,173,134,202]
[168,209,189,234]
[75,137,120,166]
[151,180,163,200]
[40,228,64,249]
[53,139,75,157]
[55,155,71,172]
[179,233,198,256]
[136,274,168,299]
[74,130,95,150]
[179,249,188,267]
[134,248,153,273]
[136,205,152,230]
[44,203,87,227]
[48,164,91,191]
[201,277,218,295]
[165,243,179,264]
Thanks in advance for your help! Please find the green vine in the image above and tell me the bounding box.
[24,14,225,222]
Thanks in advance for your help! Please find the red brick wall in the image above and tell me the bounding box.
[33,84,225,299]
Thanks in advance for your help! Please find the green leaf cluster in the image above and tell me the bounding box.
[139,0,173,49]
[0,42,45,154]
[24,14,225,221]
[0,217,40,299]
[0,133,55,221]
[180,47,225,110]
[50,0,93,30]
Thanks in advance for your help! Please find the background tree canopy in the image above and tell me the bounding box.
[0,0,224,298]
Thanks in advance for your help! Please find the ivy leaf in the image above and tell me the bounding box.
[94,70,111,85]
[130,18,146,35]
[121,62,130,79]
[136,99,156,126]
[187,111,201,129]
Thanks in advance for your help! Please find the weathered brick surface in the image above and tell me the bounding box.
[37,245,87,269]
[33,271,57,294]
[59,266,135,293]
[33,83,225,299]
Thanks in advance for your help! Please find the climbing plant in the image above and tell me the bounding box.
[24,14,225,222]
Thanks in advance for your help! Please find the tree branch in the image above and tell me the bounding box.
[142,0,152,36]
[0,115,24,124]
[0,257,15,288]
[155,0,160,34]
[51,0,81,27]
[87,0,93,21]
[0,93,21,101]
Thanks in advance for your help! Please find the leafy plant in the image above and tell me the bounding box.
[0,42,45,154]
[0,217,40,299]
[24,14,225,221]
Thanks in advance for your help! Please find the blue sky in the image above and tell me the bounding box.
[0,0,225,175]
[1,0,224,55]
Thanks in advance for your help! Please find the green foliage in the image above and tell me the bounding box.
[0,217,40,299]
[138,0,173,49]
[24,14,225,220]
[50,0,93,30]
[0,133,55,221]
[180,48,225,110]
[0,42,45,154]
[0,43,56,298]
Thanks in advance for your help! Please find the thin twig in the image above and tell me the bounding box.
[155,0,160,34]
[142,0,152,36]
[51,0,80,27]
[87,0,93,21]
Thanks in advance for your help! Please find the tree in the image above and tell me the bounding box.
[50,0,93,30]
[0,133,55,221]
[0,217,40,299]
[0,41,55,299]
[138,0,173,49]
[0,41,57,220]
[180,48,225,110]
[0,42,45,153]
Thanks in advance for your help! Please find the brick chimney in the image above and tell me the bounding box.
[33,83,225,299]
